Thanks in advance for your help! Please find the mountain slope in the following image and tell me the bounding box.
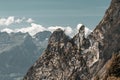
[24,28,91,80]
[90,0,120,78]
[23,0,120,80]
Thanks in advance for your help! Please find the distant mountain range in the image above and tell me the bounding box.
[0,31,51,80]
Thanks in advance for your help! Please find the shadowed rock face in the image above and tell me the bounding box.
[23,0,120,80]
[93,52,120,80]
[94,0,120,60]
[90,0,120,78]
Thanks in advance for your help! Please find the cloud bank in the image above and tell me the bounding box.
[1,28,13,33]
[0,16,34,26]
[26,18,34,23]
[1,23,91,37]
[0,16,92,37]
[0,16,14,26]
[15,23,46,36]
[47,26,73,35]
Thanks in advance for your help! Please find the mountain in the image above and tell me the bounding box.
[90,0,120,79]
[34,31,51,41]
[33,31,52,51]
[23,0,120,80]
[0,31,51,80]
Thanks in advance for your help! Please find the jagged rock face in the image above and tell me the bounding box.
[48,28,70,43]
[93,0,120,60]
[106,52,120,80]
[93,51,120,80]
[89,0,120,78]
[23,0,120,80]
[24,28,91,80]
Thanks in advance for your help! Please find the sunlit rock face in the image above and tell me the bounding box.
[23,0,120,80]
[23,25,99,80]
[23,27,92,80]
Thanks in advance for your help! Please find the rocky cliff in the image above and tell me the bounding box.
[23,0,120,80]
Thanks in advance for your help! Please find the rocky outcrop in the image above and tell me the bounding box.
[23,28,91,80]
[93,0,120,60]
[90,0,120,78]
[23,0,120,80]
[93,51,120,80]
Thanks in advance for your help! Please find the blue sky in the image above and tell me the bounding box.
[0,0,111,30]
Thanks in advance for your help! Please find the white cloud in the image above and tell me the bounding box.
[77,24,83,31]
[64,27,73,35]
[15,19,22,23]
[1,28,13,33]
[0,18,6,25]
[0,23,73,36]
[0,16,15,26]
[26,18,34,23]
[0,22,91,37]
[77,24,92,37]
[77,24,83,30]
[47,26,73,35]
[1,23,46,36]
[5,17,15,26]
[84,27,92,37]
[15,17,25,23]
[0,16,34,26]
[47,26,64,32]
[15,23,46,36]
